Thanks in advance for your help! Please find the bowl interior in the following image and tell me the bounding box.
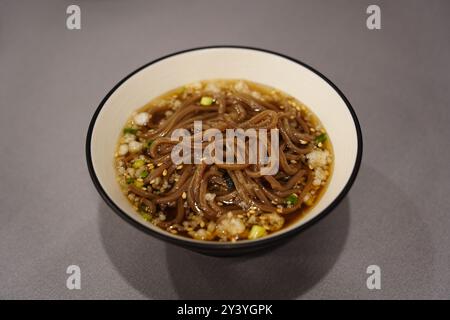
[89,47,360,245]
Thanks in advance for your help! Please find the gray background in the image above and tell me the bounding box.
[1,0,449,299]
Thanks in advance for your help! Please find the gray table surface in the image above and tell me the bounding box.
[1,0,449,299]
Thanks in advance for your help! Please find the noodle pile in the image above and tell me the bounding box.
[115,80,332,241]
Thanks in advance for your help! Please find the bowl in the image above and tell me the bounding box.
[86,46,362,256]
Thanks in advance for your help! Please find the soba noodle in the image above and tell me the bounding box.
[115,80,333,241]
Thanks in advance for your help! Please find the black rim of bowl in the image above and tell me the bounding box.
[86,45,363,251]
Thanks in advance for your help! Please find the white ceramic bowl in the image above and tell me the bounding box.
[86,46,362,255]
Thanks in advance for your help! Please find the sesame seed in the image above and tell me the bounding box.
[276,208,283,213]
[176,164,183,170]
[162,169,168,176]
[157,163,163,167]
[300,140,308,145]
[182,192,187,199]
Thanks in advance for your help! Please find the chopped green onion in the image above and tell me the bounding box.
[200,96,214,106]
[141,213,152,221]
[126,177,134,184]
[315,133,327,144]
[134,180,144,188]
[132,159,145,169]
[248,225,267,240]
[142,140,154,154]
[142,140,153,152]
[286,193,299,205]
[123,127,138,134]
[139,170,149,179]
